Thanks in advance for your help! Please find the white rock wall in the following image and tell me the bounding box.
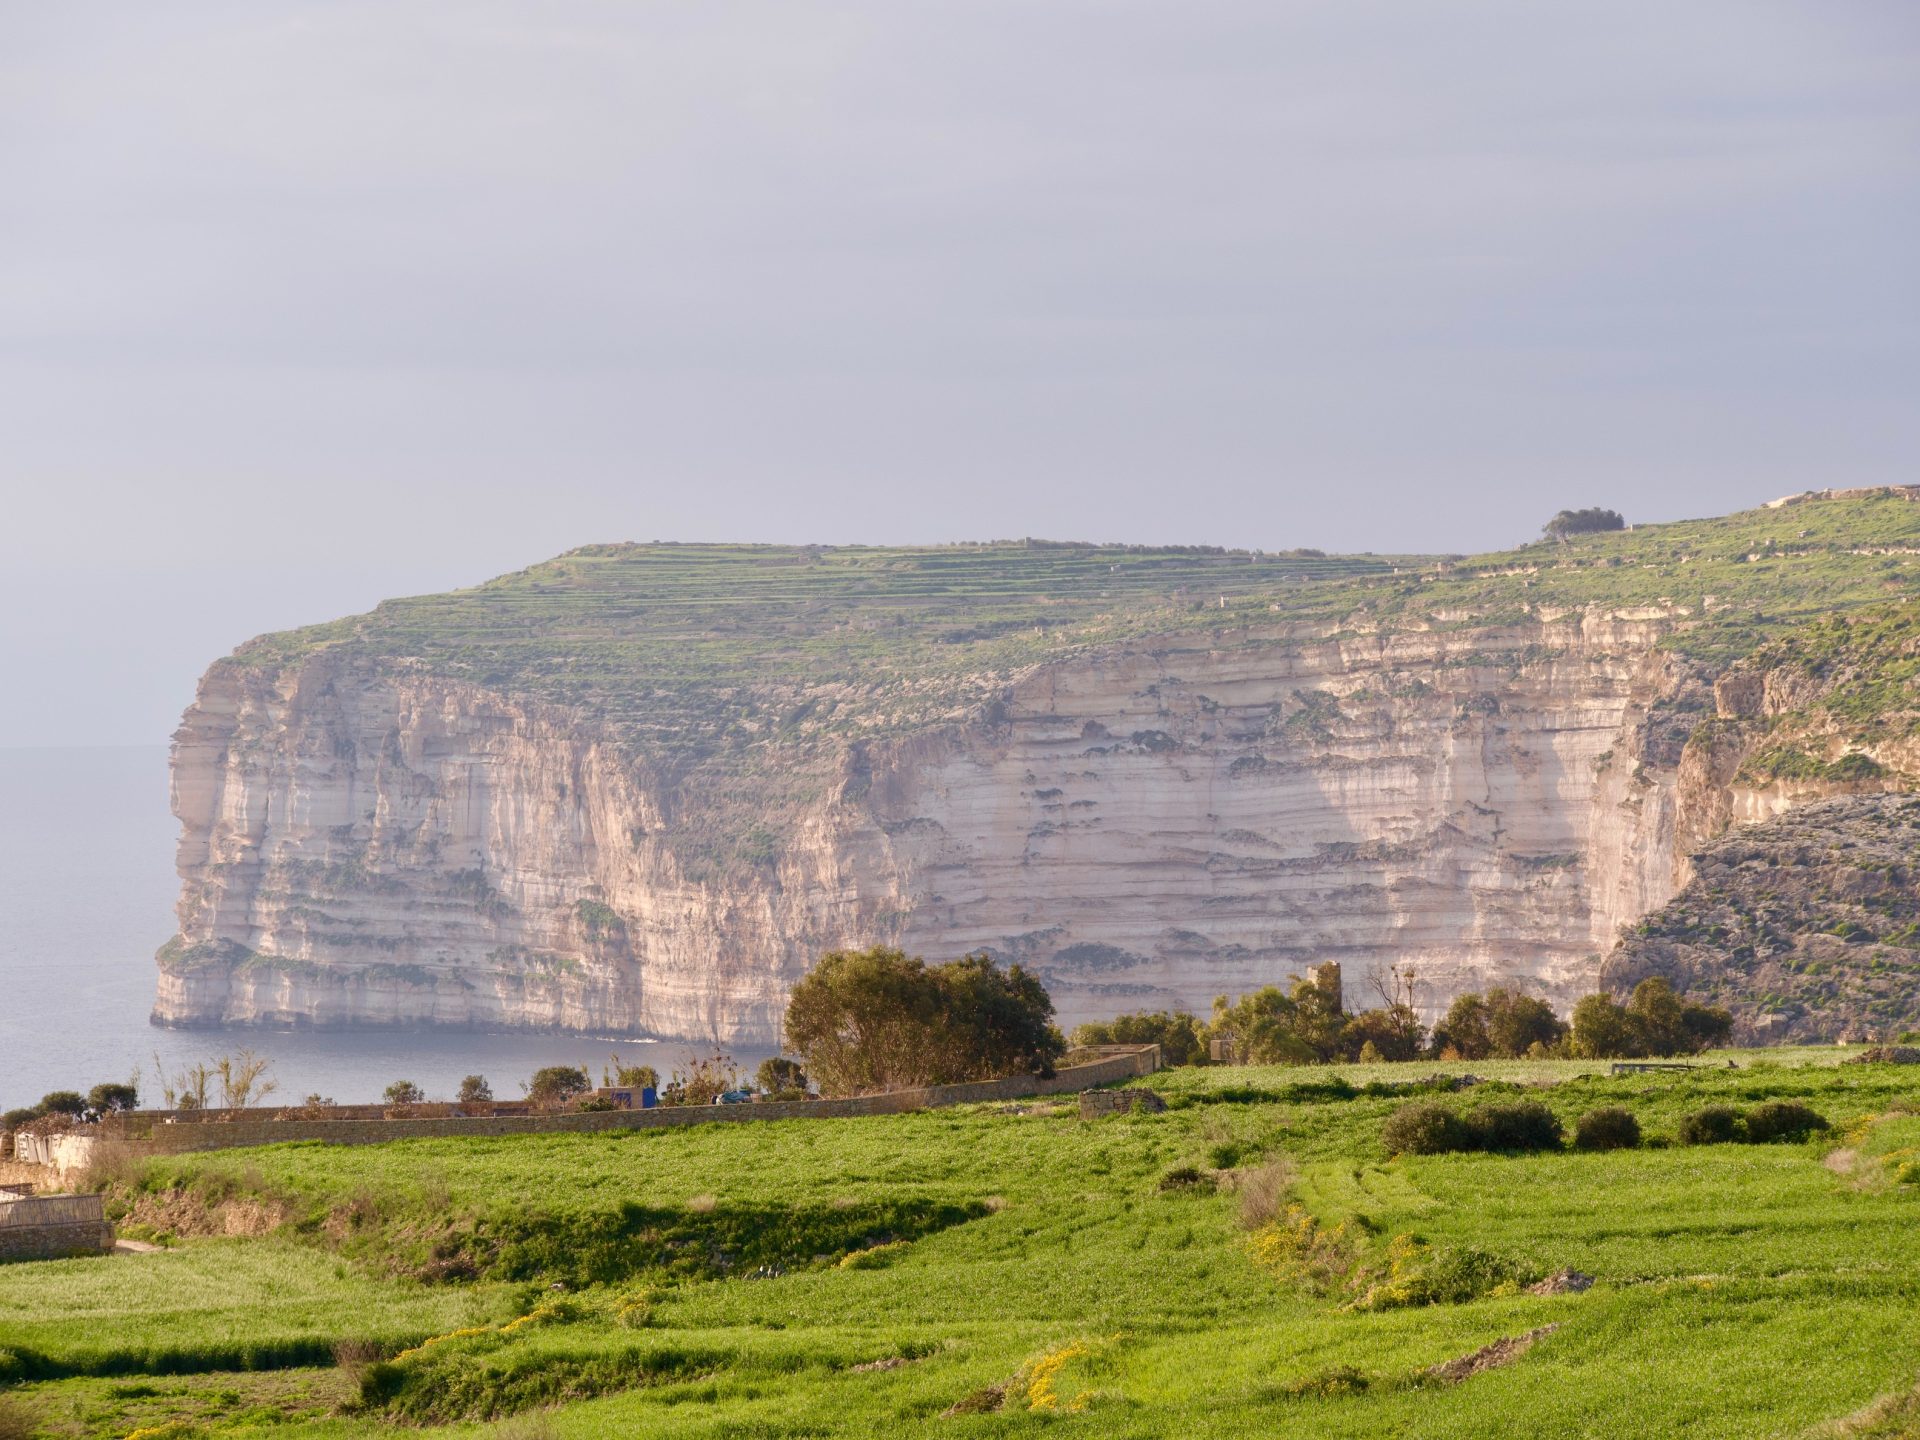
[158,610,1690,1041]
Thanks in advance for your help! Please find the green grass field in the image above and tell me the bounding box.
[5,1051,1920,1438]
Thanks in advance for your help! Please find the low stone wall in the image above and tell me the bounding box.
[0,1192,112,1262]
[75,1046,1161,1164]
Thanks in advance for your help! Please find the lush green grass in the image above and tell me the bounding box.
[0,1240,517,1382]
[7,1053,1920,1437]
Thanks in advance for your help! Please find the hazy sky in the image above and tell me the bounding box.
[2,3,1916,747]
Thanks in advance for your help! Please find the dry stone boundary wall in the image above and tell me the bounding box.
[35,1047,1160,1173]
[0,1193,113,1261]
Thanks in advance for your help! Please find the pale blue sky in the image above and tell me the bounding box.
[1,2,1916,746]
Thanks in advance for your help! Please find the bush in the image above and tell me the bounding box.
[38,1091,87,1117]
[1465,1101,1564,1153]
[756,1057,808,1095]
[382,1080,425,1107]
[87,1082,139,1113]
[659,1055,737,1107]
[1679,1105,1745,1145]
[526,1066,590,1108]
[1543,506,1625,540]
[456,1075,492,1105]
[1573,1106,1641,1151]
[787,946,1064,1096]
[1382,1101,1473,1156]
[1743,1101,1830,1144]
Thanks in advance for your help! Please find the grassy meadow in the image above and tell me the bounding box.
[5,1050,1920,1437]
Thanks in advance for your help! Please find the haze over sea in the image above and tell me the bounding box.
[0,745,744,1109]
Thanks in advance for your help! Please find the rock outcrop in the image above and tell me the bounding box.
[1602,794,1920,1042]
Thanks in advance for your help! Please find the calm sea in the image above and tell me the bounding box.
[0,746,757,1111]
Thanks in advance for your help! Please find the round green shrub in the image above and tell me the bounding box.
[1573,1106,1641,1151]
[1465,1101,1564,1153]
[1743,1100,1830,1143]
[1678,1105,1745,1145]
[1382,1101,1473,1156]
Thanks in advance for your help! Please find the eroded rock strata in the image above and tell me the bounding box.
[161,609,1700,1041]
[156,500,1920,1043]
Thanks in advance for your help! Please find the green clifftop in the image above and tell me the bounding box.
[225,489,1920,770]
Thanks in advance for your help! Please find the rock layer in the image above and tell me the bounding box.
[158,608,1700,1041]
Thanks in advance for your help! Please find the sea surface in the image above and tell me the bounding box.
[0,746,757,1110]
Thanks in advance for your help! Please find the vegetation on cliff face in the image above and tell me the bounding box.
[1604,795,1920,1042]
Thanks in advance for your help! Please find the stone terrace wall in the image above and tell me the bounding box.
[71,1047,1159,1166]
[0,1193,112,1262]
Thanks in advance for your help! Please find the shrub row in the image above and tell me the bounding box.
[1678,1101,1829,1146]
[1381,1101,1564,1156]
[1384,1098,1829,1156]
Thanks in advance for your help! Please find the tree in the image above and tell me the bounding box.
[935,952,1065,1083]
[1071,1010,1207,1067]
[87,1082,139,1114]
[785,946,1065,1098]
[1484,987,1567,1057]
[525,1066,590,1108]
[383,1080,425,1106]
[1570,993,1642,1058]
[1208,987,1313,1065]
[456,1075,493,1105]
[1543,508,1625,541]
[38,1091,87,1117]
[1207,970,1356,1066]
[1616,977,1733,1056]
[603,1054,659,1090]
[1341,1004,1424,1062]
[755,1057,807,1095]
[1680,1001,1734,1052]
[1623,977,1689,1056]
[1430,993,1493,1060]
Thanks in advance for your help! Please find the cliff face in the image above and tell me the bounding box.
[155,500,1920,1043]
[158,608,1696,1040]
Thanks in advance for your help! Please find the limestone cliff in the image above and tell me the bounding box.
[154,496,1920,1042]
[158,609,1695,1040]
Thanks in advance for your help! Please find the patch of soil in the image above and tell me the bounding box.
[1527,1269,1595,1296]
[1425,1324,1560,1383]
[940,1383,1007,1416]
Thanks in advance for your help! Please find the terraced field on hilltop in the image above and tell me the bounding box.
[219,491,1920,763]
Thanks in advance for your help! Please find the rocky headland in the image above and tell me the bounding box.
[155,491,1920,1042]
